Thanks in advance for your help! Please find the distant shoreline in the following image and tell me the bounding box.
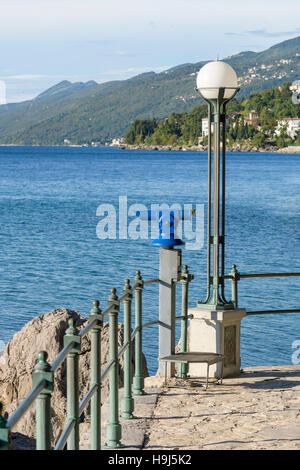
[0,143,300,154]
[118,144,300,154]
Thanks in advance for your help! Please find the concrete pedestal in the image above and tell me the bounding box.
[158,248,182,377]
[187,307,246,378]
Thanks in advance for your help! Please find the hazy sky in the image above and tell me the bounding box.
[1,0,300,102]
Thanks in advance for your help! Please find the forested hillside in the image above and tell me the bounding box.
[125,83,300,148]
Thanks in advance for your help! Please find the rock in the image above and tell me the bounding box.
[0,351,4,366]
[0,308,148,446]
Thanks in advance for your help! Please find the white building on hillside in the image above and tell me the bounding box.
[110,137,125,146]
[275,118,300,139]
[202,117,214,137]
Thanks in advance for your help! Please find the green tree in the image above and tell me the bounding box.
[252,132,266,147]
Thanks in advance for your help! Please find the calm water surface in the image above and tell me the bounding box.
[0,146,299,374]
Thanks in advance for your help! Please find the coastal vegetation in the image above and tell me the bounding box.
[124,83,300,149]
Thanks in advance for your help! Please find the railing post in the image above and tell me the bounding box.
[121,279,134,419]
[230,264,240,309]
[0,403,10,450]
[179,265,194,378]
[32,351,53,450]
[89,300,102,450]
[64,318,81,450]
[133,270,145,396]
[105,288,123,448]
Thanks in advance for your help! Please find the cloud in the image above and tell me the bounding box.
[247,29,300,37]
[111,50,140,58]
[93,49,146,58]
[226,28,300,38]
[3,74,47,81]
[148,21,157,29]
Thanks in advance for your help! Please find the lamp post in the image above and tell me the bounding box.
[195,60,239,310]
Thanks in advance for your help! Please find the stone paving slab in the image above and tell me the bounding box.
[144,365,300,450]
[79,387,164,450]
[80,366,300,450]
[257,424,300,441]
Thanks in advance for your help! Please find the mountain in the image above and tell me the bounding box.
[35,80,98,100]
[0,36,300,145]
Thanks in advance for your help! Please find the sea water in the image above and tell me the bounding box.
[0,146,299,374]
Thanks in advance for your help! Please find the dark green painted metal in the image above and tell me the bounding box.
[143,278,159,285]
[221,105,227,303]
[224,271,300,279]
[195,86,239,310]
[224,268,300,310]
[32,351,53,450]
[229,264,240,309]
[0,403,10,450]
[204,102,212,303]
[54,419,76,450]
[7,380,46,431]
[105,288,123,448]
[239,272,300,279]
[133,271,145,396]
[64,318,81,450]
[179,266,194,378]
[89,300,102,450]
[121,279,134,420]
[247,309,300,315]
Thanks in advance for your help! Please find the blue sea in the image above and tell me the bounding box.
[0,146,299,375]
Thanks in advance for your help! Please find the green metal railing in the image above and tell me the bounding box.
[0,266,193,450]
[225,265,300,315]
[1,259,297,450]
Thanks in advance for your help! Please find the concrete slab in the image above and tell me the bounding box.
[257,425,300,441]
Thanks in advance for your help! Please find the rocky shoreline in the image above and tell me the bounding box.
[118,144,300,154]
[1,143,300,153]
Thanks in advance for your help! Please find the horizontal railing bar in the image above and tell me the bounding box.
[224,272,300,280]
[241,272,300,278]
[52,307,114,371]
[79,383,98,416]
[143,278,160,285]
[117,340,131,359]
[101,359,116,381]
[247,309,300,316]
[131,327,139,341]
[54,419,76,450]
[99,303,115,319]
[175,314,194,320]
[119,279,158,301]
[118,292,131,304]
[78,318,98,338]
[131,320,159,341]
[7,379,46,429]
[99,278,158,309]
[51,341,74,372]
[142,320,159,329]
[103,282,141,306]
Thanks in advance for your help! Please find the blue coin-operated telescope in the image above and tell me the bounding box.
[138,209,193,248]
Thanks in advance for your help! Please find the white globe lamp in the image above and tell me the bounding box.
[196,60,238,101]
